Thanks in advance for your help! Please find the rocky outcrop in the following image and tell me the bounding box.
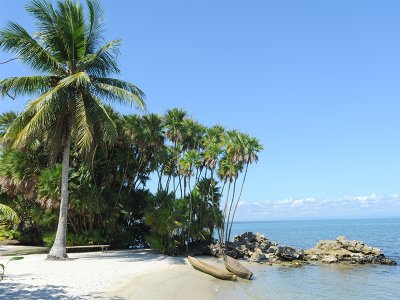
[209,233,397,266]
[305,236,397,265]
[209,232,304,263]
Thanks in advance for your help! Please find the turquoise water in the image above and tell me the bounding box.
[217,218,400,300]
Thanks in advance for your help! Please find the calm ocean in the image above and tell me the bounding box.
[216,218,400,300]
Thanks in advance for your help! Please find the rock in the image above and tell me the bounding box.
[241,232,257,243]
[267,254,280,263]
[291,261,302,268]
[212,232,397,267]
[260,241,272,250]
[276,246,304,261]
[310,254,319,261]
[371,248,381,255]
[381,258,397,266]
[322,255,338,264]
[254,247,264,254]
[250,250,267,262]
[268,245,278,254]
[208,244,223,257]
[306,236,397,266]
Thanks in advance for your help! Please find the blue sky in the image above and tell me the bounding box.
[1,0,399,220]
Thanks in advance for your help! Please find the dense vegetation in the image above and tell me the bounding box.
[0,109,262,255]
[0,0,262,256]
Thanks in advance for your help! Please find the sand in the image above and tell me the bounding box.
[0,248,227,299]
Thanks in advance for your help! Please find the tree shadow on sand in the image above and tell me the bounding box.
[74,249,188,265]
[0,282,84,300]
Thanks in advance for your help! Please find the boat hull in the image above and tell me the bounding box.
[188,256,237,281]
[224,255,253,279]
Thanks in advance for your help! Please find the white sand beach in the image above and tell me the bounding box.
[0,248,226,299]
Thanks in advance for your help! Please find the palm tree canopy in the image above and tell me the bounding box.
[164,108,187,144]
[0,0,145,153]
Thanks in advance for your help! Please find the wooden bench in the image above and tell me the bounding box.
[66,244,110,253]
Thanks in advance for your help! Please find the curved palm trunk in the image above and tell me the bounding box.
[186,173,192,256]
[208,169,223,244]
[220,181,231,247]
[227,163,249,244]
[47,134,71,260]
[225,178,237,248]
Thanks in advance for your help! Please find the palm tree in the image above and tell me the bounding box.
[226,134,262,243]
[129,113,164,191]
[0,203,20,225]
[217,152,242,247]
[203,126,225,242]
[0,0,145,259]
[164,108,187,196]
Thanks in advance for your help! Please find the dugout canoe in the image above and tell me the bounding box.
[224,255,253,279]
[188,256,237,281]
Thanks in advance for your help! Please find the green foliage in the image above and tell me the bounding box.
[43,231,108,247]
[0,203,20,225]
[37,164,62,206]
[0,104,261,254]
[0,256,24,280]
[0,227,21,241]
[143,181,222,255]
[0,0,146,257]
[144,191,184,255]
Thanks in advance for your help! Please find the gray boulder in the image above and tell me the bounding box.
[305,236,397,265]
[276,246,305,261]
[250,250,267,262]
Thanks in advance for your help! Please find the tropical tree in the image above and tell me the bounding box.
[0,112,17,138]
[164,108,187,196]
[0,203,20,225]
[226,133,263,243]
[0,0,145,259]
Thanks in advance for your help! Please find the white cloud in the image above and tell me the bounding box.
[235,193,400,221]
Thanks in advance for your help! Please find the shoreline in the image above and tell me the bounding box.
[0,248,226,300]
[1,245,398,300]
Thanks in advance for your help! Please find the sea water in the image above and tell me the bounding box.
[216,218,400,300]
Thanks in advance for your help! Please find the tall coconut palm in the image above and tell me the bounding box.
[203,126,225,242]
[217,152,242,247]
[179,149,200,254]
[226,134,262,243]
[164,108,187,196]
[129,113,164,191]
[0,0,145,259]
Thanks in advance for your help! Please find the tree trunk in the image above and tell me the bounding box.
[225,178,237,248]
[47,134,71,260]
[227,163,249,244]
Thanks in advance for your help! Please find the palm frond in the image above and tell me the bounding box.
[0,21,66,75]
[58,72,91,89]
[70,91,119,153]
[26,0,70,64]
[0,76,57,98]
[55,0,87,62]
[74,93,94,151]
[92,78,145,110]
[79,40,121,77]
[86,0,105,53]
[0,203,20,225]
[3,87,67,148]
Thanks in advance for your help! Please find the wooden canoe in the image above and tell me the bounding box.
[224,255,253,279]
[188,256,237,281]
